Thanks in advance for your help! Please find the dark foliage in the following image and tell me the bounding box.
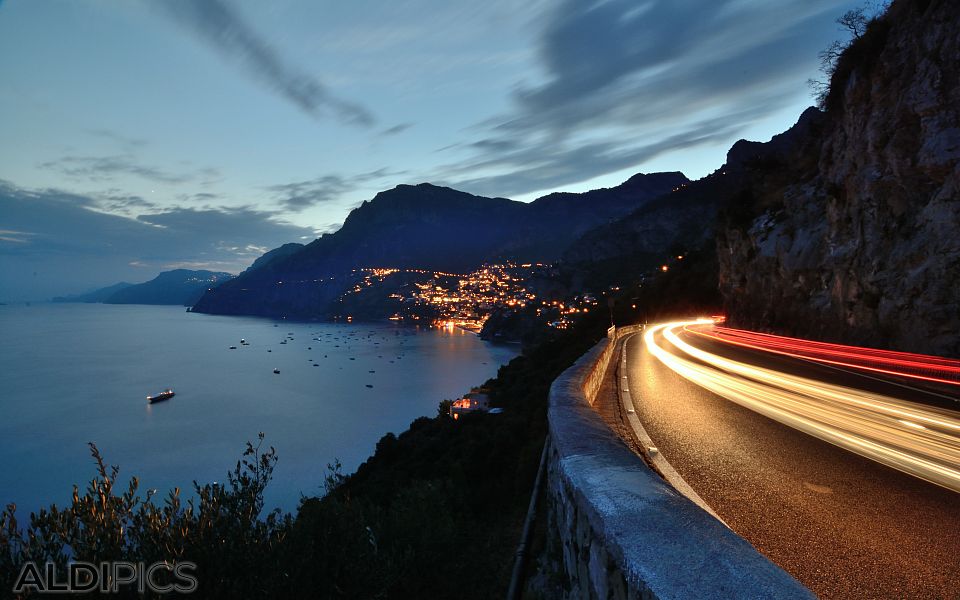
[0,317,612,599]
[287,319,607,598]
[823,11,892,112]
[809,2,893,111]
[1,435,291,599]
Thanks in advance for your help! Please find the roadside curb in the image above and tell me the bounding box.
[617,332,728,526]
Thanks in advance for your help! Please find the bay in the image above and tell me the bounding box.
[0,304,518,513]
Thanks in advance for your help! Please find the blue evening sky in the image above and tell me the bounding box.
[0,0,858,299]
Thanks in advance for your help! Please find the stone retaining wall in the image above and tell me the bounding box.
[543,327,813,599]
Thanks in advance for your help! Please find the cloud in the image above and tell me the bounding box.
[442,113,754,197]
[84,128,148,149]
[266,168,403,211]
[151,0,376,126]
[440,0,854,197]
[39,154,220,186]
[0,229,35,244]
[267,175,353,212]
[380,122,414,136]
[94,192,160,216]
[0,180,316,301]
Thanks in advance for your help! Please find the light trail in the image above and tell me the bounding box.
[688,326,960,387]
[643,320,960,493]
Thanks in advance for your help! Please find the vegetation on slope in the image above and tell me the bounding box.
[1,256,719,599]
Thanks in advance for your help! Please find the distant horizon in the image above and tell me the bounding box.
[5,163,696,301]
[0,117,791,302]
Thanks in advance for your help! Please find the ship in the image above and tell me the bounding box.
[147,388,175,404]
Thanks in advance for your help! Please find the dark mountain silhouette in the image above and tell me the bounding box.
[104,269,234,306]
[192,173,686,318]
[244,243,304,273]
[52,282,134,303]
[561,108,824,289]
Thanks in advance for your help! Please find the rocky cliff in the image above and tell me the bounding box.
[717,0,960,357]
[561,107,824,291]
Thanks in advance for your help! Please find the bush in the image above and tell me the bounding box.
[1,434,291,598]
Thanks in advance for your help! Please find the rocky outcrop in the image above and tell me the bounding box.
[718,0,960,357]
[561,109,826,293]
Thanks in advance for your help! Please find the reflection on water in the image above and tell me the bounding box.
[0,304,518,513]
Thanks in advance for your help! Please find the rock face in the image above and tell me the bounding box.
[718,0,960,357]
[561,108,825,291]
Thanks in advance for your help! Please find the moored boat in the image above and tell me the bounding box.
[147,388,175,404]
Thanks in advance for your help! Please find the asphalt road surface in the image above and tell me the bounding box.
[622,322,960,599]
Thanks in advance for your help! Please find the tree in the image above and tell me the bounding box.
[807,1,891,108]
[838,8,870,39]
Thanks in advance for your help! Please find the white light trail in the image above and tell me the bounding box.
[643,321,960,493]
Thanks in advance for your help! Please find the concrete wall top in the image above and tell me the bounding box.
[547,329,813,599]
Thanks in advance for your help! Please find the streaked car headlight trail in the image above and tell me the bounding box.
[643,320,960,493]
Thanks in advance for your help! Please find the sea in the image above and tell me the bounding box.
[0,303,519,515]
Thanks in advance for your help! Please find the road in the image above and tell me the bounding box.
[620,321,960,599]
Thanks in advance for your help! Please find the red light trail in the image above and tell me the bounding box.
[644,320,960,493]
[687,326,960,387]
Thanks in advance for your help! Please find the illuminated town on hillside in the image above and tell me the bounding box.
[338,263,602,333]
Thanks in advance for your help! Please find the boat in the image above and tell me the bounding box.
[273,368,280,374]
[147,388,175,404]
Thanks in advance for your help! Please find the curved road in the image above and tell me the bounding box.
[620,322,960,599]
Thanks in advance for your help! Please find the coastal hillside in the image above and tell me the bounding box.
[560,108,824,289]
[244,242,304,273]
[192,173,686,318]
[104,269,234,306]
[52,281,133,303]
[717,0,960,357]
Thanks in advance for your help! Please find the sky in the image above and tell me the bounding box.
[0,0,859,300]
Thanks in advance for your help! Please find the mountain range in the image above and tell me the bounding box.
[72,1,959,358]
[54,269,233,307]
[191,172,688,318]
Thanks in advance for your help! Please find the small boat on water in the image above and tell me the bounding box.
[273,368,280,374]
[147,388,175,404]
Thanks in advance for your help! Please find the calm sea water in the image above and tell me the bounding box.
[0,304,518,514]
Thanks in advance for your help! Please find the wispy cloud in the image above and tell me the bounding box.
[39,154,220,187]
[442,114,753,197]
[0,179,317,300]
[440,0,852,197]
[266,168,403,211]
[150,0,376,126]
[0,229,36,244]
[84,128,148,149]
[92,191,159,215]
[380,122,414,136]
